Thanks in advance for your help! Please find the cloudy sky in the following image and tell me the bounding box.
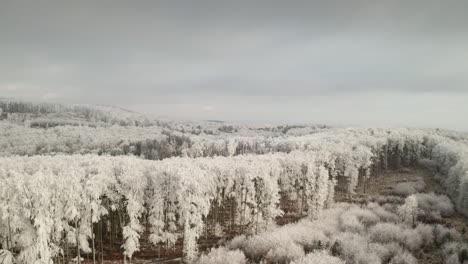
[1,0,467,129]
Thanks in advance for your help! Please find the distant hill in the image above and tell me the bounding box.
[0,98,331,137]
[0,97,159,127]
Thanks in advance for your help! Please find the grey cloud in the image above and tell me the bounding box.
[0,0,467,128]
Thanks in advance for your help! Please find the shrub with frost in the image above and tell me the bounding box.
[400,228,423,252]
[213,223,225,237]
[339,213,364,233]
[271,223,329,253]
[291,250,344,264]
[230,233,303,263]
[414,224,434,247]
[398,195,418,226]
[415,193,454,218]
[388,250,417,264]
[227,235,247,250]
[221,200,464,264]
[264,241,305,264]
[335,232,381,264]
[446,253,460,264]
[370,242,405,263]
[442,242,468,264]
[369,222,425,252]
[381,203,399,214]
[367,202,400,223]
[434,225,462,245]
[369,223,404,244]
[0,250,14,264]
[339,206,379,233]
[293,228,329,253]
[197,247,247,264]
[233,235,273,261]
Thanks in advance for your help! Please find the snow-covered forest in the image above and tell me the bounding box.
[1,99,468,264]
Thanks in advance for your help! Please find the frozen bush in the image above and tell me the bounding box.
[444,242,463,256]
[401,228,423,252]
[442,242,468,264]
[237,235,272,261]
[398,195,418,226]
[287,227,329,253]
[213,223,225,237]
[235,232,303,263]
[369,223,404,244]
[415,193,454,218]
[225,205,345,261]
[336,232,381,264]
[367,202,399,223]
[339,213,365,233]
[291,250,345,264]
[383,203,399,212]
[197,247,247,264]
[0,250,14,264]
[340,207,380,230]
[425,210,443,222]
[264,241,305,264]
[370,242,404,263]
[414,224,435,247]
[223,201,462,264]
[369,243,390,262]
[370,223,425,252]
[388,250,417,264]
[227,235,247,250]
[434,225,462,245]
[446,253,460,264]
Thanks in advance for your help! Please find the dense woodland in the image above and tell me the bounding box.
[1,99,468,264]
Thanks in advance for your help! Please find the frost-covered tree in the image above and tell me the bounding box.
[308,166,330,219]
[197,247,246,264]
[0,249,14,264]
[1,126,466,263]
[398,195,418,226]
[291,251,344,264]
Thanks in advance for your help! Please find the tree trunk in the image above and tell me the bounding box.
[296,184,301,214]
[255,208,259,235]
[230,198,235,234]
[239,190,244,233]
[100,220,104,264]
[66,235,69,264]
[7,213,11,250]
[91,212,96,264]
[76,221,81,264]
[62,238,65,264]
[242,190,248,233]
[110,211,114,251]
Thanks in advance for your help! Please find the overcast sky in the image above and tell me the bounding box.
[1,0,467,130]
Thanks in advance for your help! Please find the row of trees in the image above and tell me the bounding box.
[0,128,434,263]
[427,137,468,217]
[0,98,155,127]
[1,98,335,137]
[0,122,432,161]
